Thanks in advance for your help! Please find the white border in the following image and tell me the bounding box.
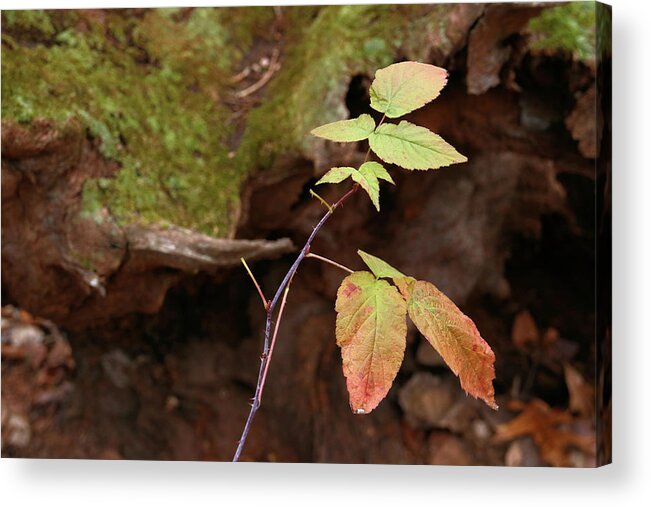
[2,0,650,505]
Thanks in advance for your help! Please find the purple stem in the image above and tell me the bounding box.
[232,184,358,462]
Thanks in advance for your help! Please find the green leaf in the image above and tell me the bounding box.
[335,271,407,414]
[317,163,393,210]
[310,114,376,142]
[402,280,497,409]
[369,61,448,118]
[351,165,381,211]
[357,250,414,294]
[369,121,467,170]
[359,161,394,185]
[357,250,405,279]
[350,162,394,211]
[316,166,356,185]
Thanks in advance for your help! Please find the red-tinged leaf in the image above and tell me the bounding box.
[402,280,497,409]
[369,61,448,118]
[335,271,407,414]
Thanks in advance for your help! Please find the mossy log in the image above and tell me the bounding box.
[1,4,597,327]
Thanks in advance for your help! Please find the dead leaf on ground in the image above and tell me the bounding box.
[511,310,539,350]
[564,363,595,418]
[510,310,579,373]
[492,399,595,467]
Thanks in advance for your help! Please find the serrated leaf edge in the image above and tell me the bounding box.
[369,120,467,170]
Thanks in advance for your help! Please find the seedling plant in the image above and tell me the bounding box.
[233,62,497,462]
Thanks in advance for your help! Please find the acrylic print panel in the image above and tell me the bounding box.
[1,2,611,467]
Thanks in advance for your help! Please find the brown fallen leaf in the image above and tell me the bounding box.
[564,363,595,419]
[493,399,595,467]
[511,310,579,374]
[511,310,540,350]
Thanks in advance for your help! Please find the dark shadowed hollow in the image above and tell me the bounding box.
[1,2,611,465]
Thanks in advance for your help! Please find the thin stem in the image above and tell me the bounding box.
[232,183,359,462]
[309,188,334,213]
[232,113,388,461]
[257,271,295,403]
[241,257,269,310]
[307,252,354,274]
[360,113,386,164]
[378,113,387,127]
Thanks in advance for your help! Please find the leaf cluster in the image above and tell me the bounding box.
[309,62,496,414]
[241,61,496,426]
[336,251,497,414]
[311,61,467,211]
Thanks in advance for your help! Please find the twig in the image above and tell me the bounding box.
[309,188,333,213]
[233,48,281,99]
[241,257,269,310]
[257,271,295,403]
[232,114,383,461]
[232,183,359,462]
[307,252,354,274]
[232,114,379,461]
[229,67,251,84]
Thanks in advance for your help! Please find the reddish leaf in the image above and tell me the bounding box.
[369,61,448,118]
[335,271,407,414]
[402,280,497,409]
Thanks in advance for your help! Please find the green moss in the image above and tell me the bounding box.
[2,8,274,236]
[2,10,57,37]
[528,2,597,61]
[2,5,458,237]
[236,3,453,171]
